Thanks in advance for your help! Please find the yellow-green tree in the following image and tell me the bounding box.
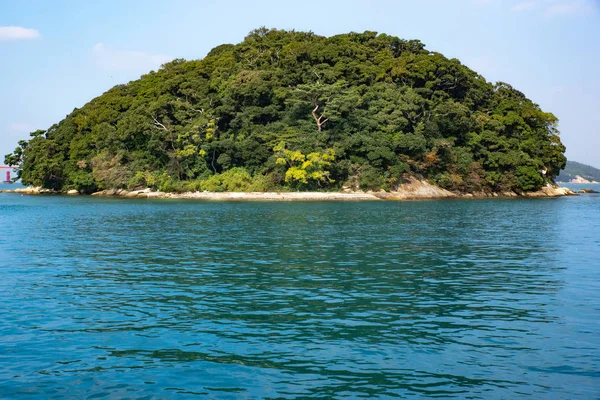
[274,142,335,187]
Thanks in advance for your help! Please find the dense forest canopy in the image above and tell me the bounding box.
[5,28,566,193]
[557,161,600,182]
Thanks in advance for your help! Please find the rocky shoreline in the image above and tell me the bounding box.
[3,178,577,200]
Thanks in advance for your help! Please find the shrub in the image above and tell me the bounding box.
[359,164,385,190]
[197,168,254,192]
[69,170,96,193]
[516,166,544,191]
[386,163,410,187]
[435,172,463,191]
[201,174,224,192]
[248,174,272,192]
[220,168,253,191]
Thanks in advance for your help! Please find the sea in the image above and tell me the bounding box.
[0,182,599,399]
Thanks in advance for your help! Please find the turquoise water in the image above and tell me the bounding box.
[0,191,599,398]
[560,182,600,192]
[0,181,24,190]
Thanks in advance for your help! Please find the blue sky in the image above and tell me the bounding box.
[1,0,599,168]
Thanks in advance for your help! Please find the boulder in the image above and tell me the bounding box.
[146,191,167,198]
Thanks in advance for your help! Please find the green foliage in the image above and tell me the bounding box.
[274,142,335,188]
[516,166,545,191]
[5,28,566,193]
[189,168,272,192]
[359,164,386,190]
[68,170,96,193]
[434,172,464,191]
[203,168,253,191]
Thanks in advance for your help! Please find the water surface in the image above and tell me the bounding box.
[0,193,599,398]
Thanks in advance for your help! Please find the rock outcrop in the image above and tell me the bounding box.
[378,177,457,200]
[523,185,576,197]
[12,187,56,195]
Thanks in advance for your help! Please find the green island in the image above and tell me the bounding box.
[5,28,568,197]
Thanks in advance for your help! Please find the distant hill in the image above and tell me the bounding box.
[557,161,600,183]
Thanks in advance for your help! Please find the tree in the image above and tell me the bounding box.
[274,142,335,187]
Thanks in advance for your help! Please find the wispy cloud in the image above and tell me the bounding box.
[0,26,40,41]
[544,0,595,16]
[511,1,539,12]
[509,0,597,16]
[91,43,170,71]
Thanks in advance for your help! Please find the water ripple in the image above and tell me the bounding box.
[0,195,599,398]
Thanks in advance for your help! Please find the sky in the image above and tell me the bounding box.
[1,0,599,168]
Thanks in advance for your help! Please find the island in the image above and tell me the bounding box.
[4,28,571,199]
[556,161,600,184]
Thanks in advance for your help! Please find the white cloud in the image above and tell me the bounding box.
[0,26,40,41]
[507,0,597,16]
[92,42,170,71]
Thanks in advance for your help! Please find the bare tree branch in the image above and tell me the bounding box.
[311,104,329,132]
[152,115,169,131]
